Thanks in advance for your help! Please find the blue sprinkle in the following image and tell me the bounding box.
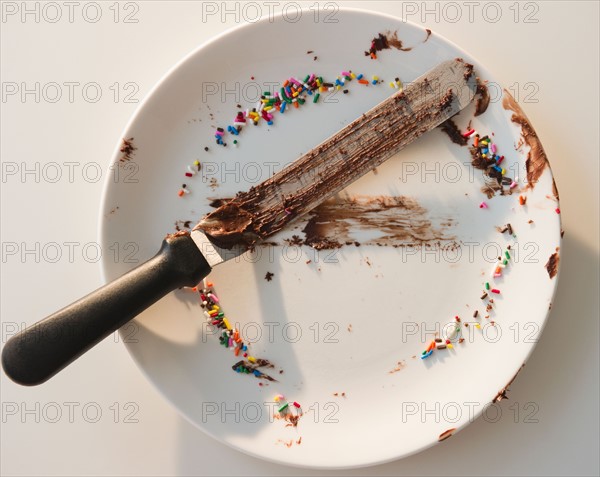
[421,350,434,360]
[357,74,363,80]
[267,121,273,126]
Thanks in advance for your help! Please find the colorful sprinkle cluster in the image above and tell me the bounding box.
[273,394,303,428]
[462,128,518,209]
[195,279,275,381]
[211,70,402,147]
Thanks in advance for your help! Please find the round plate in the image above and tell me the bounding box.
[99,8,561,469]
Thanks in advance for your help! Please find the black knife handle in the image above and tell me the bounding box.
[1,233,211,386]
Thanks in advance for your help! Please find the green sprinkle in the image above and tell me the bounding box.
[485,282,490,290]
[313,93,320,103]
[233,140,238,144]
[297,97,305,105]
[502,259,508,266]
[278,403,289,413]
[303,75,310,83]
[505,251,511,260]
[263,91,270,96]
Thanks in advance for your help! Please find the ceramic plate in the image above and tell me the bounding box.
[99,8,561,469]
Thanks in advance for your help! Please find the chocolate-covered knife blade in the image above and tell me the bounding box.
[195,58,476,252]
[2,59,476,386]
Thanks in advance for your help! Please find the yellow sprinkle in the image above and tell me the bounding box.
[447,343,454,349]
[475,323,482,329]
[264,106,272,111]
[223,317,231,330]
[501,168,506,175]
[274,395,281,402]
[389,82,395,88]
[482,154,487,158]
[336,85,341,90]
[350,72,357,79]
[372,75,379,80]
[248,356,256,363]
[193,160,200,166]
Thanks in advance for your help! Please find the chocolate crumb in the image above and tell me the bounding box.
[440,118,468,146]
[545,252,559,279]
[474,78,490,116]
[265,272,274,282]
[438,428,456,442]
[119,137,136,162]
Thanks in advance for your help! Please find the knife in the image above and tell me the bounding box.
[2,58,477,386]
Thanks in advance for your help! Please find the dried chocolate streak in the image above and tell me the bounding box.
[195,59,476,249]
[300,195,456,249]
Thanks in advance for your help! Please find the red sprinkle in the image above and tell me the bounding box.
[491,288,501,294]
[555,207,561,214]
[462,129,475,138]
[293,402,301,408]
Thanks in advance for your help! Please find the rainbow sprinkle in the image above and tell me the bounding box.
[210,69,399,147]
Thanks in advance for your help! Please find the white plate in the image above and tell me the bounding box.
[100,8,562,469]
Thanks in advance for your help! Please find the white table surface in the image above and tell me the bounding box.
[1,1,598,475]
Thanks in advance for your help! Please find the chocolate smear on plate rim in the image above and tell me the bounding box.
[502,90,554,192]
[545,251,560,279]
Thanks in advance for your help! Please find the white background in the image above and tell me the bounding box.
[1,1,598,475]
